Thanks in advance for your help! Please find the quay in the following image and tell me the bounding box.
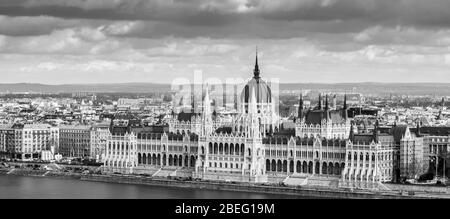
[1,163,448,199]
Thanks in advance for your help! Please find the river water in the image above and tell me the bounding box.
[0,174,301,199]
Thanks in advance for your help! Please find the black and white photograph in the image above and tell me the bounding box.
[0,0,449,208]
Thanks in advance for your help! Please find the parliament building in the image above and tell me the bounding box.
[103,52,425,190]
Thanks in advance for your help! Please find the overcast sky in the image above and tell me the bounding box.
[0,0,450,84]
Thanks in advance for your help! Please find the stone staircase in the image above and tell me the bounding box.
[283,174,308,186]
[174,168,194,178]
[153,167,177,178]
[133,166,160,176]
[304,175,340,188]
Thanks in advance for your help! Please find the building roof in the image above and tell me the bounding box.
[215,127,233,134]
[241,78,272,104]
[240,51,272,105]
[59,125,91,130]
[177,112,200,122]
[132,125,169,134]
[304,109,345,125]
[417,126,450,136]
[390,126,408,143]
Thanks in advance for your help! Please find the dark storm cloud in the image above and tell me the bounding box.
[1,0,450,39]
[0,0,448,26]
[0,0,241,26]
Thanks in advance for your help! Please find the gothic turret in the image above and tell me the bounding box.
[349,122,355,140]
[416,120,421,136]
[373,119,380,142]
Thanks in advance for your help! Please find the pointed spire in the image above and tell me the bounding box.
[343,93,348,120]
[343,93,347,110]
[318,93,322,110]
[253,46,260,79]
[298,93,303,119]
[416,120,421,136]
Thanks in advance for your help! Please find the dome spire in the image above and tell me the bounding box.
[253,46,260,79]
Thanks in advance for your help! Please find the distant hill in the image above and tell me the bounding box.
[0,83,171,93]
[0,82,450,95]
[280,83,450,96]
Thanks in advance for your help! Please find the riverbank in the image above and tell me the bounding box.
[1,167,447,199]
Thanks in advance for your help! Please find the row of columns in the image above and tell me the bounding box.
[138,153,197,168]
[266,159,344,175]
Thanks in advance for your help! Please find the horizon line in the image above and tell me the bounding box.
[1,81,450,86]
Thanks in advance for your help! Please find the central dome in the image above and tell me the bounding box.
[240,51,272,104]
[241,78,272,104]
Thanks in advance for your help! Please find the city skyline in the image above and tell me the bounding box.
[1,0,450,84]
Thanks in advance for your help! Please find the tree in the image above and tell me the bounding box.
[408,159,424,179]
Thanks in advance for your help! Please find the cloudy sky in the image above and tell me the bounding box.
[0,0,450,84]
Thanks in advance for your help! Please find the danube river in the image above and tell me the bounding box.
[0,174,301,199]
